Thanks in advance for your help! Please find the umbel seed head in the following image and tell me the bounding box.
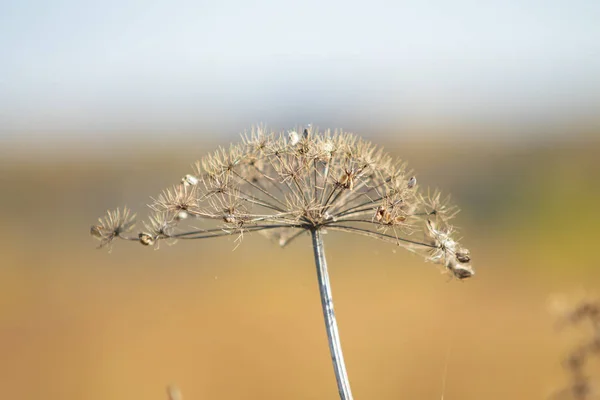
[91,126,474,280]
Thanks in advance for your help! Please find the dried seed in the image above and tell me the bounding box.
[139,232,155,246]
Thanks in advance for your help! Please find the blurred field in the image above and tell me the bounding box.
[1,134,599,400]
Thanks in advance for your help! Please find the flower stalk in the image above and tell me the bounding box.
[311,228,353,400]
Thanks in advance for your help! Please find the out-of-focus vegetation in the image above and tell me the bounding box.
[0,133,599,400]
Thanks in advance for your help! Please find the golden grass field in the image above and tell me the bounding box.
[1,136,599,399]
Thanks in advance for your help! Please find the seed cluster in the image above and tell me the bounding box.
[91,126,474,279]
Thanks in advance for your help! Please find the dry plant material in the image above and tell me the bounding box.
[91,126,474,399]
[552,298,600,399]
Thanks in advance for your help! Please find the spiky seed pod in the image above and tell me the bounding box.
[151,185,199,215]
[143,212,174,238]
[90,207,136,248]
[91,127,473,279]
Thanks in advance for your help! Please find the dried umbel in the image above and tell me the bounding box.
[92,126,473,279]
[90,207,136,248]
[91,126,474,399]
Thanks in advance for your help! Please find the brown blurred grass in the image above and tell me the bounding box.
[1,137,599,399]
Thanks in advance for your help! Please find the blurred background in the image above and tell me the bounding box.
[1,0,599,399]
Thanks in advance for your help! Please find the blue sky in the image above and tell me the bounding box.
[1,0,599,140]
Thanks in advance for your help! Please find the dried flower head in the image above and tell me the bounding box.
[91,126,476,399]
[91,126,473,279]
[90,207,136,249]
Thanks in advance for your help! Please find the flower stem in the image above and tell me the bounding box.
[310,228,354,400]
